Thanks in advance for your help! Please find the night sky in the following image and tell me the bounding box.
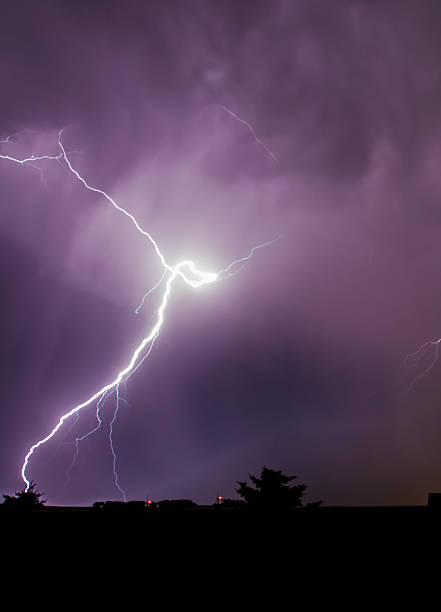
[2,0,441,506]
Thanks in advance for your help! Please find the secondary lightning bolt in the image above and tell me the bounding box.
[0,133,70,185]
[135,270,167,314]
[1,129,279,495]
[218,236,282,279]
[404,338,441,393]
[0,131,25,144]
[110,384,127,502]
[215,104,279,164]
[0,150,64,181]
[65,391,108,485]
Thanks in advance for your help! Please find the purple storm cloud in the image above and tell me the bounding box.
[2,0,441,506]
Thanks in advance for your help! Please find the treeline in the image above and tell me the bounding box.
[2,467,322,512]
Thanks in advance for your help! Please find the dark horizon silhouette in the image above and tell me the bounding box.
[3,467,441,516]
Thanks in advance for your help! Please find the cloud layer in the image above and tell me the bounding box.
[2,0,441,505]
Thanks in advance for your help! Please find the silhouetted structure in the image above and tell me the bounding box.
[216,498,247,509]
[91,499,200,512]
[157,499,198,512]
[428,493,441,508]
[92,500,148,512]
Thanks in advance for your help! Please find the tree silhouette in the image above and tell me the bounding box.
[236,466,320,509]
[2,481,46,511]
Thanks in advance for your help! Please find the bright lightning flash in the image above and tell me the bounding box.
[1,130,279,494]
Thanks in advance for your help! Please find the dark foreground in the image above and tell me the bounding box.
[1,503,434,514]
[3,504,438,575]
[2,502,439,529]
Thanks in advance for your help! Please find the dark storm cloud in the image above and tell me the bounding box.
[2,0,441,506]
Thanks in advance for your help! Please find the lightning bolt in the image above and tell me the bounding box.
[215,104,279,164]
[1,129,279,496]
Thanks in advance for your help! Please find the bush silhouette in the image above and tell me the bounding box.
[2,481,46,511]
[236,466,321,509]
